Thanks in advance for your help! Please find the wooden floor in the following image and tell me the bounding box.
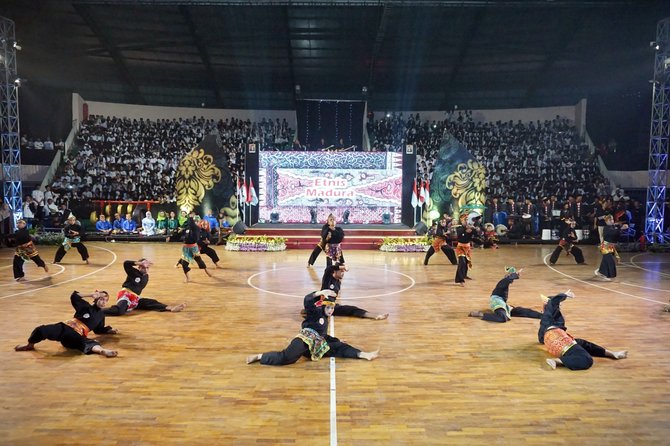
[1,242,669,445]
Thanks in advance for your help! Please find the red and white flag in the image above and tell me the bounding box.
[249,178,259,206]
[246,179,253,205]
[424,180,430,206]
[411,179,419,208]
[240,179,247,204]
[419,180,426,205]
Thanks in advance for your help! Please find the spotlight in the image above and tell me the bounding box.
[650,41,660,51]
[362,86,368,96]
[14,78,21,87]
[342,210,350,225]
[13,41,21,51]
[386,113,391,118]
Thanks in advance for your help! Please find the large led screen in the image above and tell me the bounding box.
[258,151,403,224]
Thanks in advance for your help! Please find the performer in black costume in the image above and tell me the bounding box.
[307,214,345,267]
[595,214,627,281]
[318,263,389,320]
[105,259,186,316]
[176,213,213,282]
[548,218,585,265]
[468,267,542,322]
[538,290,627,370]
[14,290,119,357]
[12,219,49,281]
[197,219,221,268]
[423,217,457,265]
[246,289,380,366]
[53,214,89,264]
[454,213,475,286]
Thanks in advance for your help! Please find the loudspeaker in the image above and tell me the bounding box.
[233,221,246,235]
[382,212,391,225]
[270,212,280,224]
[414,221,428,235]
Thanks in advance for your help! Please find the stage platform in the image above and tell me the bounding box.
[245,223,416,250]
[71,223,607,250]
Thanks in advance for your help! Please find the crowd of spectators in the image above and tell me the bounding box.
[367,111,611,203]
[20,135,64,151]
[48,115,293,204]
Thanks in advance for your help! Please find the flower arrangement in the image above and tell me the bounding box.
[34,231,65,246]
[225,235,287,252]
[379,236,430,252]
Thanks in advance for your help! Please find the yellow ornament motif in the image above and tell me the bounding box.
[176,148,222,212]
[445,159,487,219]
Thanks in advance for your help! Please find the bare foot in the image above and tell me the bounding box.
[457,282,465,287]
[359,349,380,361]
[246,354,262,364]
[307,264,312,268]
[169,303,187,312]
[184,273,190,283]
[84,259,89,264]
[375,313,389,320]
[205,269,213,277]
[15,277,26,282]
[468,311,484,318]
[14,344,35,351]
[546,358,557,370]
[612,350,628,360]
[101,349,118,358]
[214,263,221,269]
[43,264,49,273]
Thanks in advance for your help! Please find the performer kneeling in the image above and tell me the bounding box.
[105,259,186,316]
[247,290,379,366]
[13,219,49,281]
[15,290,118,357]
[548,218,585,265]
[468,267,541,322]
[424,217,457,265]
[538,290,627,370]
[53,214,89,264]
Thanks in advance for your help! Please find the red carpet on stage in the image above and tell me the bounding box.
[244,223,417,250]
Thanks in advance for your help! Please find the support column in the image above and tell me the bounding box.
[645,18,670,244]
[0,16,22,228]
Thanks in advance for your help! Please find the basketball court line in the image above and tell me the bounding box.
[624,253,670,278]
[247,265,416,300]
[543,253,666,305]
[0,245,118,301]
[329,316,338,446]
[0,263,66,284]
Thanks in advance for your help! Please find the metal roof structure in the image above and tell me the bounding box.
[3,0,670,110]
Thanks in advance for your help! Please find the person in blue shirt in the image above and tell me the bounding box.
[96,214,112,234]
[203,209,219,234]
[112,213,124,233]
[121,213,137,233]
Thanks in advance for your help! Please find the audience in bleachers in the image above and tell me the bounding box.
[48,115,293,205]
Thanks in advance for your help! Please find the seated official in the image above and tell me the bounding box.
[121,213,137,233]
[95,214,112,234]
[141,211,156,236]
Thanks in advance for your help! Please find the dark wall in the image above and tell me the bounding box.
[296,100,365,151]
[586,88,651,171]
[18,84,72,141]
